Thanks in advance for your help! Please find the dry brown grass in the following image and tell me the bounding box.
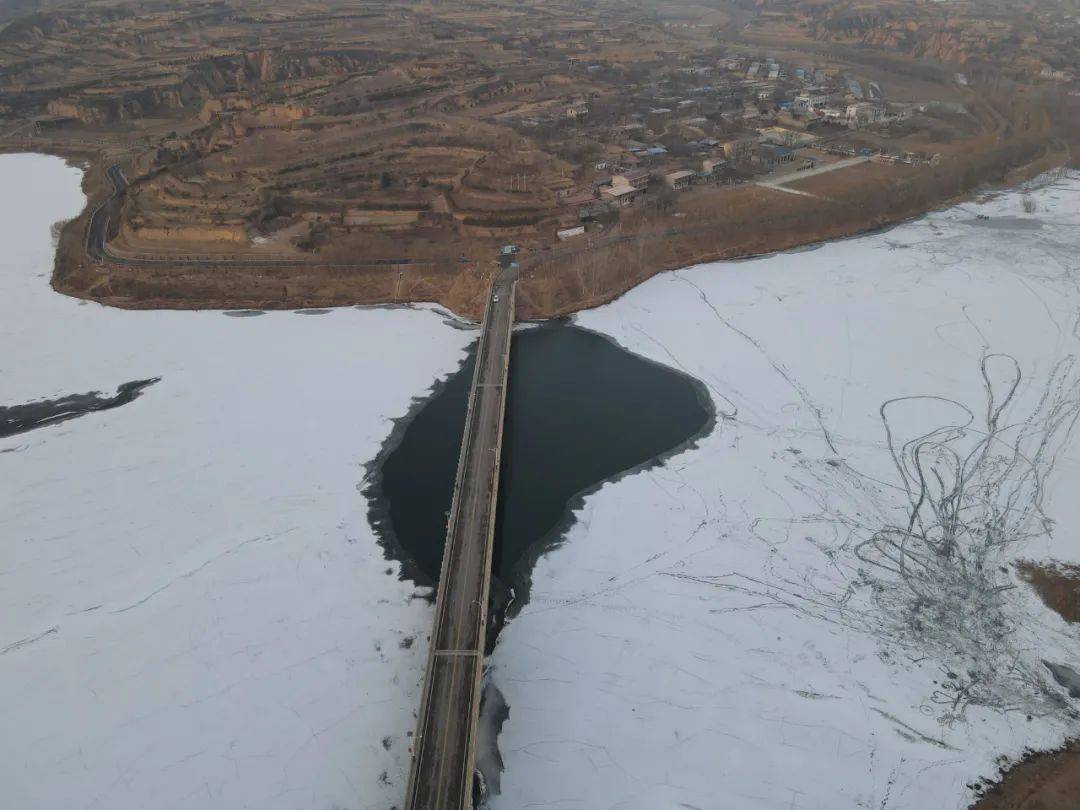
[970,741,1080,810]
[1017,562,1080,624]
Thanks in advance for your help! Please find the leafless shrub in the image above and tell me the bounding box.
[835,354,1080,719]
[675,353,1080,723]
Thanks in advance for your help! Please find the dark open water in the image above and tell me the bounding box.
[367,321,714,617]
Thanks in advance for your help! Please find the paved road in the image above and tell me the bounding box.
[84,164,126,260]
[404,269,516,810]
[783,155,870,182]
[754,156,869,200]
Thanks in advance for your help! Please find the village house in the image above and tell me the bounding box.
[566,102,589,120]
[719,136,757,163]
[846,102,884,127]
[611,169,651,189]
[793,92,830,112]
[755,143,795,167]
[664,170,695,190]
[758,126,818,148]
[602,183,643,207]
[701,157,726,176]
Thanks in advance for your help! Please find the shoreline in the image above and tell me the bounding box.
[518,139,1070,320]
[3,137,1070,322]
[971,739,1080,810]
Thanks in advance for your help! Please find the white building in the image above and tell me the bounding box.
[846,102,884,127]
[758,126,818,148]
[566,102,589,120]
[793,93,830,112]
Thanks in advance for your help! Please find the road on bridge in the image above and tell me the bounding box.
[404,266,516,810]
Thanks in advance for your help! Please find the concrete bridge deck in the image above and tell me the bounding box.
[403,270,516,810]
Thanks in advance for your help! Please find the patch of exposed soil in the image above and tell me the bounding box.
[1018,561,1080,624]
[970,565,1080,809]
[970,741,1080,810]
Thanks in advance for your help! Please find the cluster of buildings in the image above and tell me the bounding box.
[551,54,897,137]
[558,130,802,221]
[555,116,833,216]
[541,52,915,235]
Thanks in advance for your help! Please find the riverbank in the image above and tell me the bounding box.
[972,741,1080,810]
[516,136,1068,319]
[971,564,1080,810]
[1,132,1067,322]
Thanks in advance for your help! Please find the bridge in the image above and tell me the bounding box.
[403,267,516,810]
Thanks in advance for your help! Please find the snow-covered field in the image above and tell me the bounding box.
[490,172,1080,809]
[0,154,473,809]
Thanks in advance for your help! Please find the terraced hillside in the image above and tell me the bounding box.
[0,0,1074,318]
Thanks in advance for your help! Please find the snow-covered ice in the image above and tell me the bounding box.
[0,154,472,809]
[490,171,1080,809]
[6,151,1080,810]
